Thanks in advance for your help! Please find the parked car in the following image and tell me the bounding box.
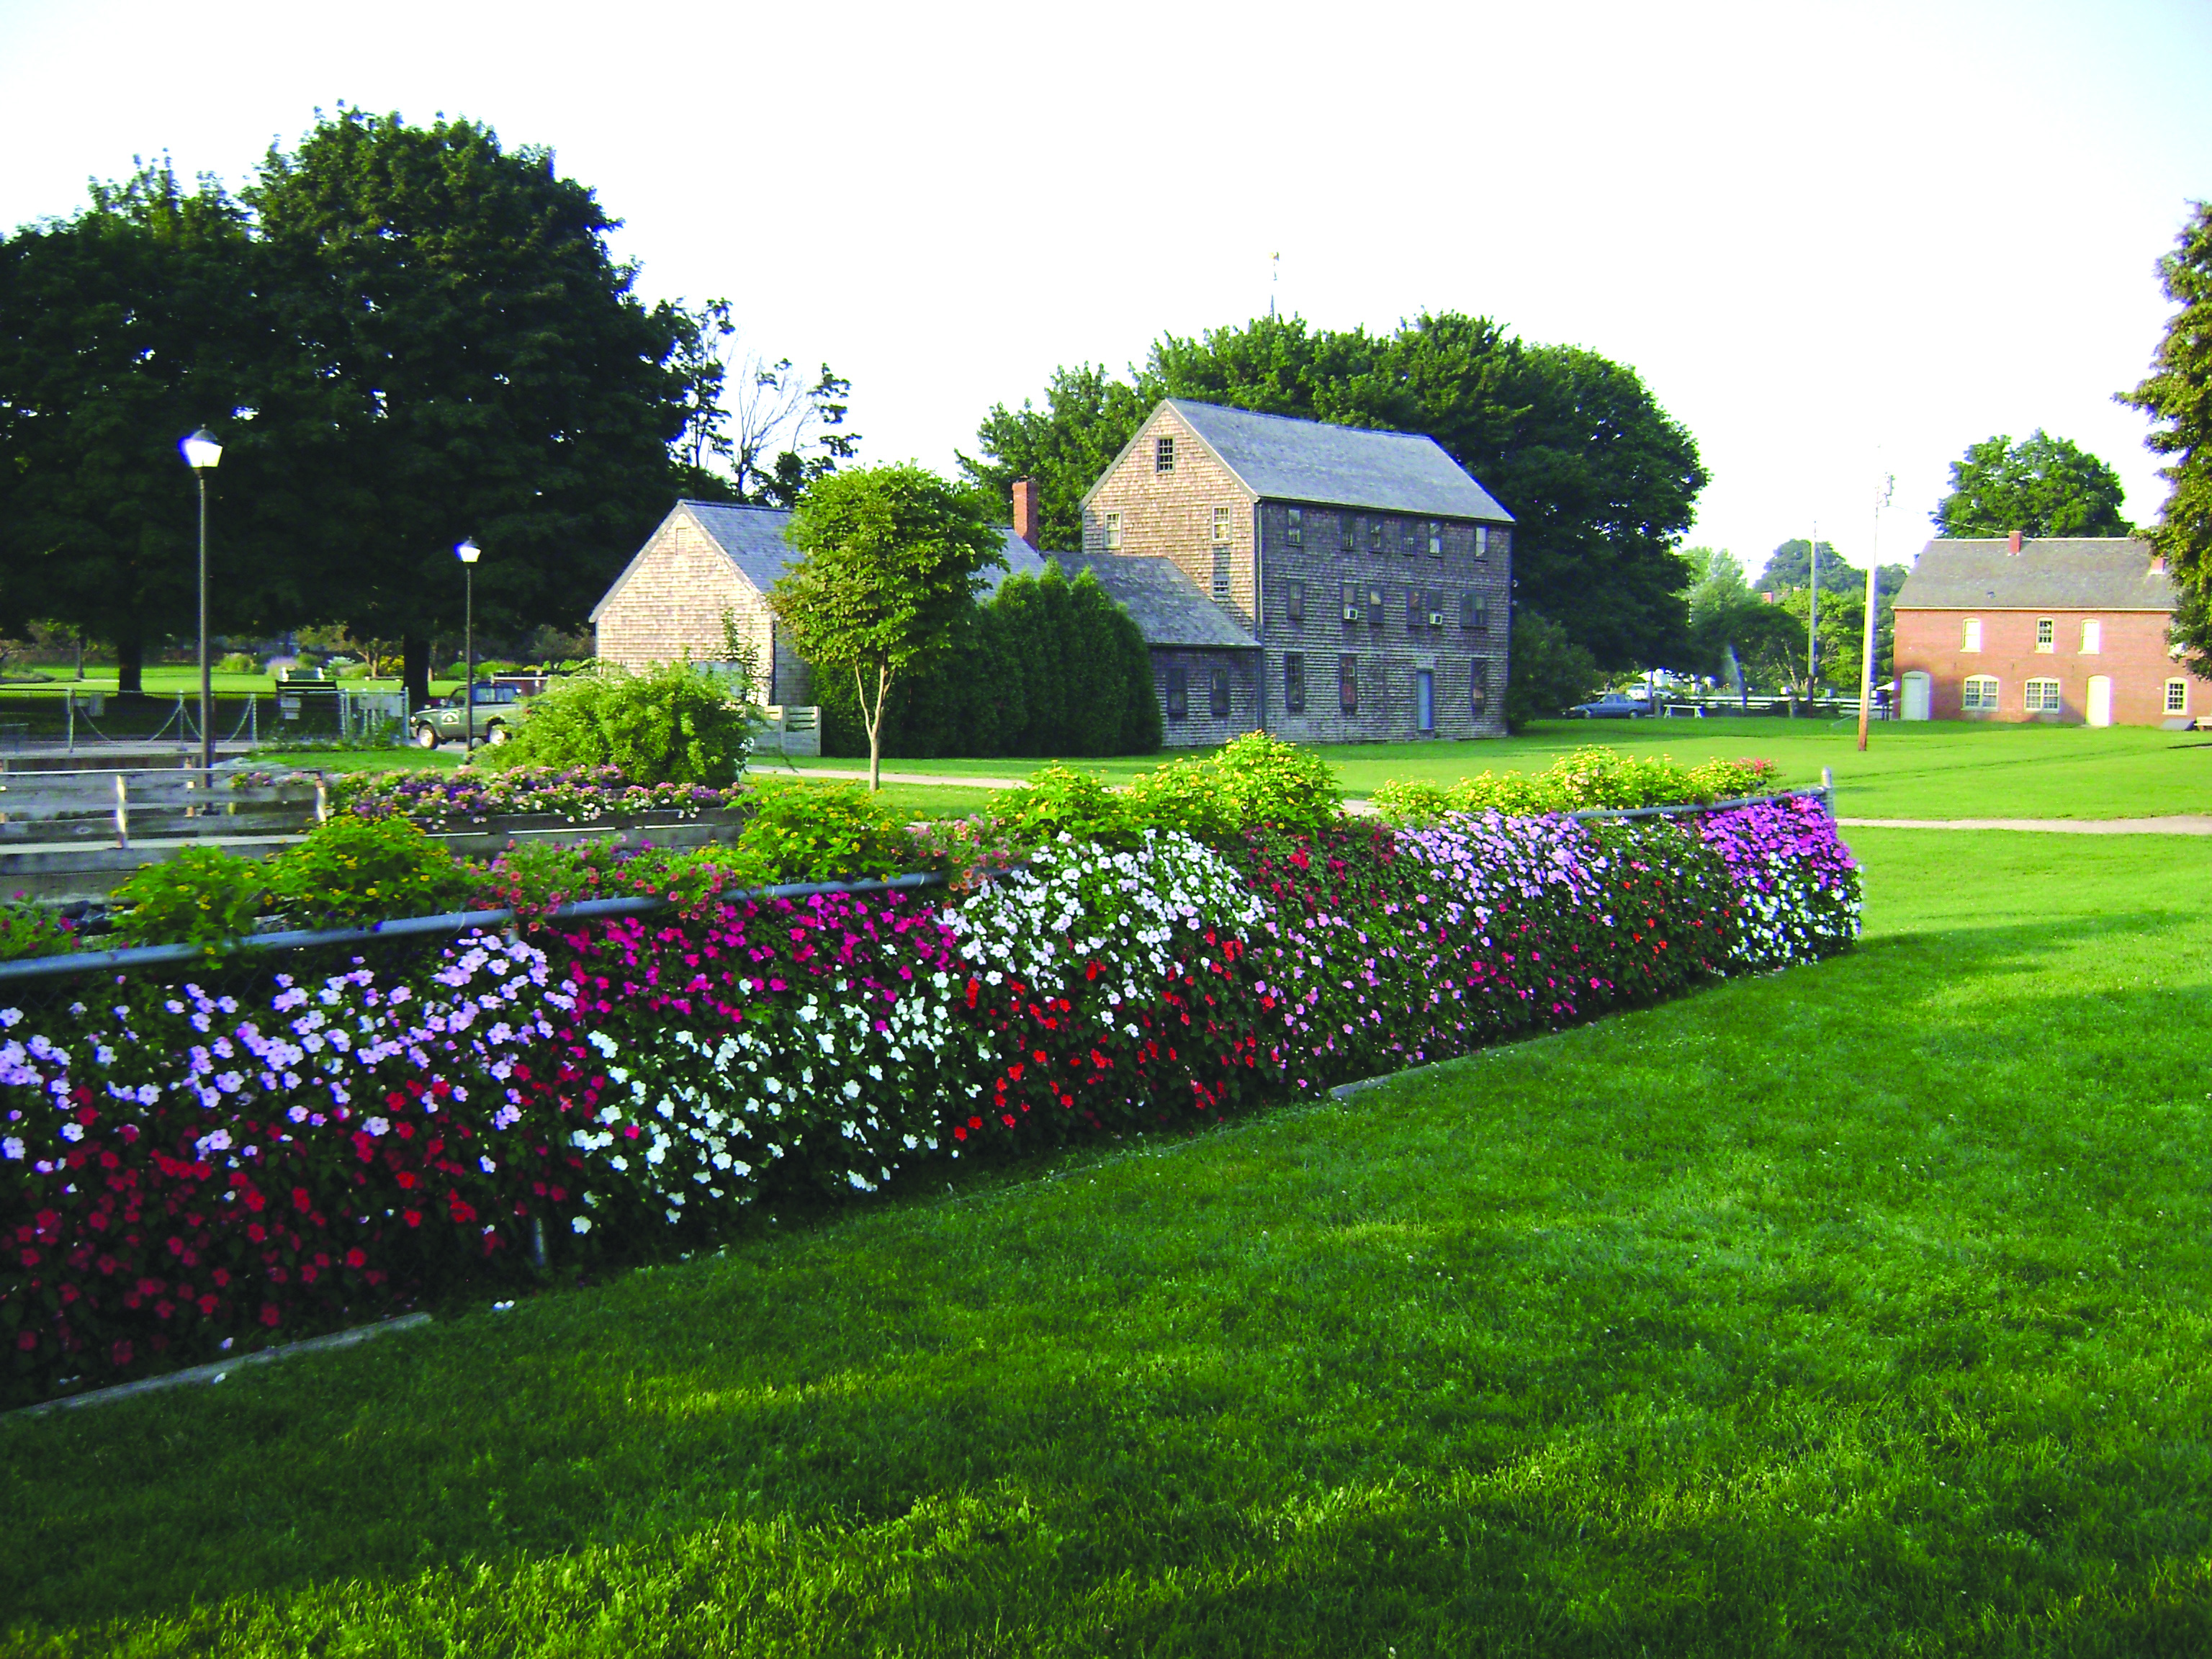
[412,683,525,747]
[1563,693,1651,719]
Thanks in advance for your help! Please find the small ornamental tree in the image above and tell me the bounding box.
[770,464,1004,790]
[2119,201,2212,675]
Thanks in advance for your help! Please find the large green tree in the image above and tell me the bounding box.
[1931,431,2131,539]
[242,109,688,709]
[963,312,1708,670]
[0,164,265,691]
[770,464,1005,789]
[2118,201,2212,675]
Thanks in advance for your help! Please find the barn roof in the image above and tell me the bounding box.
[1892,536,2173,612]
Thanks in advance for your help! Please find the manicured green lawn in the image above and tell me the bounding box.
[786,719,2212,821]
[3,829,2207,1653]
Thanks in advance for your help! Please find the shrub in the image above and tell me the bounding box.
[732,783,910,884]
[1372,746,1786,825]
[994,765,1133,849]
[1696,796,1861,967]
[1209,733,1340,831]
[107,848,273,947]
[269,815,476,929]
[215,652,257,675]
[493,662,752,786]
[0,898,74,962]
[1504,608,1603,730]
[1119,755,1238,845]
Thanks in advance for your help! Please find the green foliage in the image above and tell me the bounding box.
[269,815,475,928]
[994,765,1134,848]
[215,652,258,674]
[107,847,272,947]
[0,897,76,961]
[2119,200,2212,678]
[772,464,1007,786]
[1370,745,1776,824]
[1208,733,1339,832]
[1932,431,2131,539]
[730,783,911,883]
[1117,755,1237,843]
[963,311,1708,669]
[493,662,752,786]
[1503,608,1602,729]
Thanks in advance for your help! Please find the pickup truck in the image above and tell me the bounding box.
[411,683,525,748]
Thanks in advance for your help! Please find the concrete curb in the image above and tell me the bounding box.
[4,1312,433,1421]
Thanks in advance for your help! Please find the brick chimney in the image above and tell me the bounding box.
[1012,477,1042,549]
[2007,530,2023,554]
[2151,552,2167,574]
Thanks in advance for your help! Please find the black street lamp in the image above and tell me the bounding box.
[455,537,481,750]
[179,427,222,776]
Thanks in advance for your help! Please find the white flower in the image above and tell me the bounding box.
[572,1215,592,1234]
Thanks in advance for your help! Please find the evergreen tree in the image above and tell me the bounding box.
[2118,201,2212,675]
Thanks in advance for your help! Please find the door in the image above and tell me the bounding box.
[1416,669,1434,733]
[1901,671,1931,721]
[2087,675,2113,728]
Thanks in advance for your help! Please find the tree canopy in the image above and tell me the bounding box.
[770,464,1006,789]
[1931,431,2131,539]
[2118,201,2212,675]
[963,312,1708,671]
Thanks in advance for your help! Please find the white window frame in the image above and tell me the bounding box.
[1212,505,1232,544]
[1474,526,1489,559]
[1962,617,1983,652]
[1155,436,1175,473]
[2035,618,2055,652]
[1104,511,1123,552]
[1962,675,2000,711]
[2167,679,2190,716]
[2024,678,2062,713]
[2080,619,2101,655]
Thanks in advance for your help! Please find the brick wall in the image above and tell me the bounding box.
[1893,607,2212,724]
[1082,406,1259,629]
[1153,648,1262,748]
[591,510,807,703]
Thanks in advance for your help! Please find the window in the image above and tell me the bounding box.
[1429,521,1443,557]
[1286,507,1303,547]
[1213,546,1231,599]
[2025,678,2062,712]
[1284,652,1306,714]
[1104,511,1123,552]
[1155,436,1174,473]
[1165,665,1189,721]
[1471,660,1491,717]
[1426,588,1446,626]
[1402,522,1419,557]
[2167,679,2190,715]
[1474,526,1489,559]
[1285,578,1305,626]
[1341,580,1361,624]
[1460,592,1489,633]
[1369,517,1385,553]
[1212,505,1232,544]
[1367,585,1385,630]
[1339,654,1359,715]
[1341,514,1357,553]
[2081,619,2102,654]
[1406,587,1423,629]
[1962,675,1999,711]
[2036,617,2055,652]
[1209,665,1231,719]
[1962,617,1983,652]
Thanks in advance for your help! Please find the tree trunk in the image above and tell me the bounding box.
[403,632,431,714]
[115,629,143,696]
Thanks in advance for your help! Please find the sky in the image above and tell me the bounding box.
[2,0,2206,578]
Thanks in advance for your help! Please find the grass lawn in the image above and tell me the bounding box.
[3,829,2208,1653]
[781,719,2212,820]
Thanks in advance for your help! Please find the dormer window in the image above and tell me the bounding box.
[2035,618,2055,652]
[1155,436,1175,473]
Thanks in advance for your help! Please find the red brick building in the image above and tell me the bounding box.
[1890,535,2212,727]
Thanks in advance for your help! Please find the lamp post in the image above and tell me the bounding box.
[455,538,481,750]
[179,428,222,777]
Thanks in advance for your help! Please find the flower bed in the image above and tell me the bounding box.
[331,765,747,831]
[1,792,1859,1406]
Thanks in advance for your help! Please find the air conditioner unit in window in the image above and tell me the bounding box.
[1426,611,1445,628]
[1342,604,1362,623]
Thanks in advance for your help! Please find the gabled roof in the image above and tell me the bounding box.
[1051,552,1260,649]
[591,500,1048,620]
[1084,400,1513,521]
[1892,536,2173,612]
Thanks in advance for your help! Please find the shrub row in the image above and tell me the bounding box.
[1,781,1858,1404]
[1370,745,1780,823]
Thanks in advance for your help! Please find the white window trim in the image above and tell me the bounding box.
[1104,511,1123,552]
[2035,618,2055,653]
[1963,674,2000,711]
[2024,678,2062,713]
[2080,620,2101,655]
[2167,678,2190,716]
[1962,617,1983,652]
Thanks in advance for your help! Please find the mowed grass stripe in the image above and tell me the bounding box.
[1,829,2208,1655]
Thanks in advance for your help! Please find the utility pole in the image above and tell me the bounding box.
[1807,518,1819,701]
[1269,252,1280,318]
[1857,472,1894,751]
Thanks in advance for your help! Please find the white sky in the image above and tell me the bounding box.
[3,0,2206,578]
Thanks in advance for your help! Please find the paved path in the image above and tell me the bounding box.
[764,767,1025,790]
[1838,816,2212,835]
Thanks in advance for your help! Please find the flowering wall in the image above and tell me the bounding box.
[1,796,1858,1405]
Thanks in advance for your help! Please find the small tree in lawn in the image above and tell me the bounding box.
[770,464,1004,790]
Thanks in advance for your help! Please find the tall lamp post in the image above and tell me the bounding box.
[179,428,222,776]
[455,538,481,750]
